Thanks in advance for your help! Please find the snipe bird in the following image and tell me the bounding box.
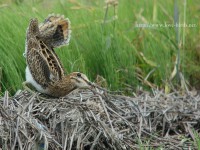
[24,15,92,97]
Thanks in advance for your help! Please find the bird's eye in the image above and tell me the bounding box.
[77,73,81,77]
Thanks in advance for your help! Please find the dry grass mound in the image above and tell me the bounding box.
[0,89,200,149]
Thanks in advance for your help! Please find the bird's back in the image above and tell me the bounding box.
[25,18,66,93]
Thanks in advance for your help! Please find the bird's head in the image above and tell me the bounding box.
[69,72,92,88]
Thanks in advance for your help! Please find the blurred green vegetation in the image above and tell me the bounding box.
[0,0,199,95]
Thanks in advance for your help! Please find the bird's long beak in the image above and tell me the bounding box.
[85,80,94,87]
[80,76,94,87]
[87,81,95,87]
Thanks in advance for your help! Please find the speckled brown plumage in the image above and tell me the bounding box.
[25,15,91,97]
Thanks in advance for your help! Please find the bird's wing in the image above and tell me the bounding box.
[26,38,65,87]
[39,14,71,48]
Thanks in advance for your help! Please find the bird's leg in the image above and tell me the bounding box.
[22,82,36,94]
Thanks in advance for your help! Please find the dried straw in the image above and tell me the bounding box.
[0,88,199,149]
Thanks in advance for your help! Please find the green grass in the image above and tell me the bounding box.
[0,0,199,95]
[194,130,200,149]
